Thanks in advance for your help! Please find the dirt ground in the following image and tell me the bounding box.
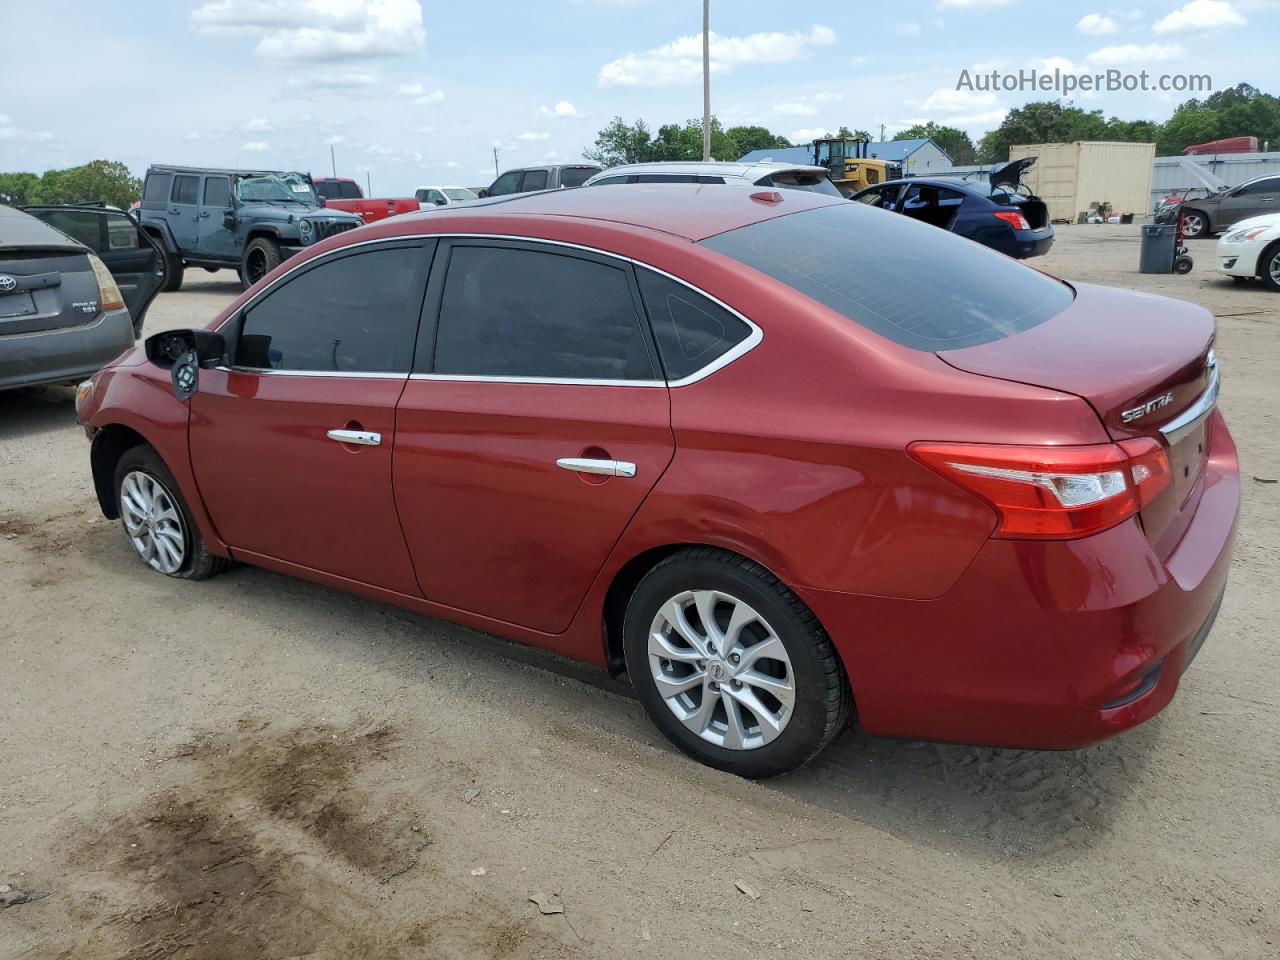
[1,224,1277,959]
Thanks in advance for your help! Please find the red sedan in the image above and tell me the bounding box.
[75,185,1239,777]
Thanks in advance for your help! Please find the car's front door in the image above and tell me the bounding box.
[197,175,237,259]
[167,173,201,250]
[1216,176,1280,229]
[24,206,167,335]
[393,238,675,633]
[189,240,433,594]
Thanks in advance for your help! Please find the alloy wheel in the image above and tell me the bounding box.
[1182,212,1204,237]
[1269,249,1280,287]
[120,471,187,574]
[647,589,795,750]
[246,249,266,284]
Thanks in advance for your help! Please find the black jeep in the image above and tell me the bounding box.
[136,165,363,291]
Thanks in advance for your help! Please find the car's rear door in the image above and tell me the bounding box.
[189,240,433,594]
[167,173,201,250]
[24,206,166,333]
[393,238,674,633]
[1216,176,1279,228]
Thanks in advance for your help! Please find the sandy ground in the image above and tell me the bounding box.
[1,224,1277,959]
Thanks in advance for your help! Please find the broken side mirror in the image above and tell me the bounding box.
[145,329,226,401]
[223,208,237,229]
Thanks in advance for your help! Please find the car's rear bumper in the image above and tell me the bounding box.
[0,308,136,391]
[799,410,1240,749]
[1010,227,1054,259]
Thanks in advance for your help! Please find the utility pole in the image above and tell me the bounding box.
[330,144,337,178]
[702,0,711,161]
[879,123,885,142]
[493,146,500,177]
[366,171,372,196]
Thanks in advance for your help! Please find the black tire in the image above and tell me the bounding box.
[161,250,184,292]
[1260,241,1280,293]
[1181,209,1208,240]
[623,547,851,778]
[1173,255,1194,275]
[113,445,233,581]
[240,236,282,290]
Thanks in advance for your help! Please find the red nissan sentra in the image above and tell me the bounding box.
[75,185,1239,777]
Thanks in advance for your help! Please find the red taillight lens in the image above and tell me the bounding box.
[909,441,1171,540]
[993,210,1030,231]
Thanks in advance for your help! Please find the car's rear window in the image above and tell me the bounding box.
[559,166,601,188]
[700,202,1073,351]
[761,172,842,197]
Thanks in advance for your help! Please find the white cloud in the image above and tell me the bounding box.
[938,0,1014,7]
[789,127,833,143]
[445,161,460,169]
[599,25,837,87]
[1153,0,1246,32]
[919,88,1001,113]
[1085,42,1186,64]
[1076,13,1119,33]
[1039,55,1077,72]
[895,21,922,35]
[774,101,819,116]
[397,82,445,105]
[241,141,269,152]
[184,131,203,141]
[244,116,272,132]
[191,0,425,60]
[286,70,377,90]
[539,100,581,119]
[517,131,550,141]
[0,116,54,142]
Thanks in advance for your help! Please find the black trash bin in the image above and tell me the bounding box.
[1139,223,1177,274]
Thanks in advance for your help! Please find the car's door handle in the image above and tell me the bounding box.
[327,428,381,446]
[198,211,211,218]
[556,457,636,478]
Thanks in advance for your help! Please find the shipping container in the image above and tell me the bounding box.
[1007,141,1156,222]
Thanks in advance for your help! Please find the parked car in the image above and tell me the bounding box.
[480,164,602,197]
[584,161,841,196]
[1215,213,1280,290]
[77,185,1237,777]
[850,158,1054,259]
[1170,173,1280,239]
[1,203,164,390]
[312,177,418,224]
[136,165,363,292]
[415,186,479,210]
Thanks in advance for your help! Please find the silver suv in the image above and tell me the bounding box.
[584,161,841,196]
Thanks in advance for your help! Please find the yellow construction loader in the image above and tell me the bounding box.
[811,138,899,196]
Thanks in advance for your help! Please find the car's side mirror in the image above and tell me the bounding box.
[223,209,237,228]
[477,188,489,198]
[318,196,327,207]
[434,198,447,205]
[145,329,226,401]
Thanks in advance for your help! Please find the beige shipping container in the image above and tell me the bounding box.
[1008,141,1156,222]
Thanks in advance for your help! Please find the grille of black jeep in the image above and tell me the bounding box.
[313,220,359,241]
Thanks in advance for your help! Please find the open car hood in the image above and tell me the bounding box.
[990,157,1035,190]
[1176,157,1230,194]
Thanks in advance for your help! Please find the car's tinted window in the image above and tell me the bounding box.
[520,170,549,191]
[702,202,1074,351]
[143,174,171,202]
[559,167,599,187]
[763,172,842,196]
[34,210,143,253]
[315,181,341,200]
[488,171,522,196]
[1238,177,1279,195]
[203,177,230,207]
[855,185,900,209]
[637,270,751,380]
[171,175,199,205]
[591,176,633,186]
[236,246,424,373]
[433,245,655,380]
[340,181,361,199]
[637,173,698,184]
[697,175,726,184]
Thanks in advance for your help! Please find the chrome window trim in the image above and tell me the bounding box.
[215,366,408,379]
[1160,351,1220,445]
[214,232,762,387]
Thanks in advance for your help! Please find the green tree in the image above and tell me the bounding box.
[650,118,739,161]
[894,122,977,165]
[725,125,791,157]
[1156,83,1280,153]
[28,160,142,210]
[0,171,40,206]
[976,101,1113,162]
[585,117,655,168]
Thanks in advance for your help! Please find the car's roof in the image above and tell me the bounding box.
[147,164,300,179]
[416,185,473,191]
[0,204,87,253]
[588,160,829,182]
[380,183,846,242]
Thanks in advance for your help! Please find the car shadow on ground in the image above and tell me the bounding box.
[0,386,79,442]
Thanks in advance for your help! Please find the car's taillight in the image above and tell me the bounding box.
[993,210,1030,231]
[87,253,125,311]
[909,441,1171,540]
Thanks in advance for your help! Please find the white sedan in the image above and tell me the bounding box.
[1215,213,1280,291]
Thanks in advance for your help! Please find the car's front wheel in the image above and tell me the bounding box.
[240,236,282,289]
[623,548,851,778]
[1261,241,1280,293]
[1181,209,1208,239]
[114,445,231,580]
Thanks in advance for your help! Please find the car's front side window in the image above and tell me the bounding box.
[429,244,656,381]
[488,172,522,196]
[235,245,426,373]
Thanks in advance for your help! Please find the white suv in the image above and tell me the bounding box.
[583,161,841,196]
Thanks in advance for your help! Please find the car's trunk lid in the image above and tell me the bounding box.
[0,250,101,337]
[939,282,1217,558]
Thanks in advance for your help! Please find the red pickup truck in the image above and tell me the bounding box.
[312,177,418,224]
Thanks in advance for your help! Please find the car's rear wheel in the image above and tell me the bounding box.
[114,446,231,580]
[1181,209,1208,239]
[1261,241,1280,293]
[240,236,282,289]
[623,548,850,778]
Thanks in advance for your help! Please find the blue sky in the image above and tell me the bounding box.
[1,0,1276,194]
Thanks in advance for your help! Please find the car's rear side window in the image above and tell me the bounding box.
[236,246,425,373]
[171,175,199,205]
[143,174,171,202]
[760,173,842,197]
[637,269,751,381]
[559,167,599,187]
[520,170,549,192]
[431,245,656,381]
[701,203,1073,351]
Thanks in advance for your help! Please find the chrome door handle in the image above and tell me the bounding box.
[556,457,636,478]
[327,428,381,446]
